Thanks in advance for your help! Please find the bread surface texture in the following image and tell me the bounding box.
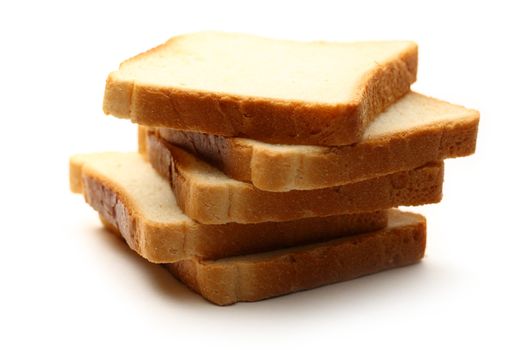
[167,210,426,305]
[104,32,418,145]
[154,92,479,191]
[70,153,388,262]
[145,134,444,224]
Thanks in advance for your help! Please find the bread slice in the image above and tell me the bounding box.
[104,32,418,146]
[153,92,479,191]
[99,210,425,305]
[167,210,425,305]
[70,153,388,263]
[146,133,444,224]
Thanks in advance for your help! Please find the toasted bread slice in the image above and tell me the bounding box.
[95,210,424,305]
[145,134,444,224]
[104,32,417,146]
[152,92,478,191]
[70,153,387,263]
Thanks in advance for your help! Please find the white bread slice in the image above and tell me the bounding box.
[104,32,418,146]
[146,134,444,224]
[155,92,479,191]
[166,210,425,305]
[70,153,388,263]
[110,210,422,306]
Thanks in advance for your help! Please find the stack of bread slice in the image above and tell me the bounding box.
[70,32,479,305]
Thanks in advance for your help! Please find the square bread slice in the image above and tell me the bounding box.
[154,92,479,191]
[104,32,418,146]
[145,133,444,224]
[70,153,387,263]
[102,209,426,305]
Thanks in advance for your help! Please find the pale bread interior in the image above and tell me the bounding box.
[71,153,190,223]
[112,31,415,104]
[363,92,477,137]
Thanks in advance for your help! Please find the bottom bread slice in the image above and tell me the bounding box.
[165,210,426,305]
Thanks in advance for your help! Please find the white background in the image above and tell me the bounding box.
[1,0,523,349]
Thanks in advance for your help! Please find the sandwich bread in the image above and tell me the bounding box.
[145,133,444,224]
[104,31,418,146]
[70,153,388,263]
[100,209,426,305]
[154,92,478,191]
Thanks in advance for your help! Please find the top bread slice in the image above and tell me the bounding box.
[70,153,388,263]
[104,31,418,146]
[155,92,479,191]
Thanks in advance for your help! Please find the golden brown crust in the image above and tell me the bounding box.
[154,113,478,191]
[166,210,426,305]
[137,125,148,155]
[104,42,417,146]
[81,174,147,256]
[146,134,444,224]
[71,154,389,263]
